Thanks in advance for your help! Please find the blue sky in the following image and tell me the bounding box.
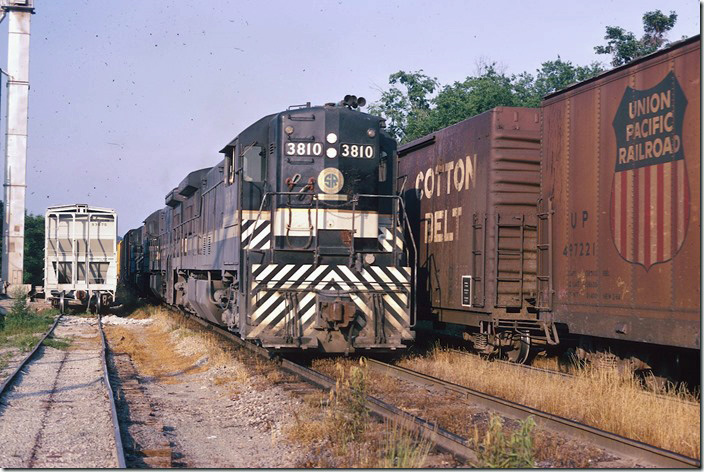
[0,0,699,233]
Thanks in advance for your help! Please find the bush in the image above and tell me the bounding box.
[8,289,32,319]
[1,290,54,337]
[326,358,370,447]
[378,420,432,468]
[472,414,536,468]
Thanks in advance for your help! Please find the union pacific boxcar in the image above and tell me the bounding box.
[537,35,700,374]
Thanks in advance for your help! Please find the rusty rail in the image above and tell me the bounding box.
[98,315,127,468]
[171,308,478,463]
[366,358,700,469]
[450,348,700,408]
[0,312,62,397]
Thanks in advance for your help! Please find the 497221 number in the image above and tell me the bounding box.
[563,242,595,257]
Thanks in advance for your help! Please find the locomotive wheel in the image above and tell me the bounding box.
[499,331,531,364]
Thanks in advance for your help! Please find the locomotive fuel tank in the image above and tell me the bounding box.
[538,36,700,351]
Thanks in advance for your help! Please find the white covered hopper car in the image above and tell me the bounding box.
[44,204,118,313]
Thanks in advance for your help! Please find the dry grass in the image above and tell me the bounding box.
[314,358,612,467]
[400,347,700,459]
[284,358,435,468]
[104,306,243,384]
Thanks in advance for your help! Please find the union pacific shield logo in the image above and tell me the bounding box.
[610,72,689,270]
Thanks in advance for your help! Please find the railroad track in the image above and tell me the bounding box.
[98,315,127,468]
[0,313,126,468]
[449,348,700,407]
[168,308,699,467]
[366,358,700,469]
[172,308,480,463]
[0,313,62,397]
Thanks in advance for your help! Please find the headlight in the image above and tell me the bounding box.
[326,148,337,158]
[367,128,376,138]
[284,125,294,135]
[364,253,376,265]
[326,133,338,144]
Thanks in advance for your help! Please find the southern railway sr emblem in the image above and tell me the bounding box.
[610,71,689,270]
[318,167,344,194]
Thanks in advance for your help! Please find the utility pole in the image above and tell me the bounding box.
[1,0,33,292]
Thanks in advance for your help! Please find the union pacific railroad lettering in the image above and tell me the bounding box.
[610,72,690,270]
[613,71,686,171]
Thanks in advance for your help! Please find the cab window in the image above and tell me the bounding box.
[242,145,264,182]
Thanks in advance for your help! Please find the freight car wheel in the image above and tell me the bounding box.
[499,331,531,364]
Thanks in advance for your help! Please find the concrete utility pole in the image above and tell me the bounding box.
[1,0,33,290]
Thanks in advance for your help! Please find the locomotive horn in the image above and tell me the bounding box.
[357,97,366,107]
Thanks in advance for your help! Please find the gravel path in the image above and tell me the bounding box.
[0,316,119,468]
[105,314,306,468]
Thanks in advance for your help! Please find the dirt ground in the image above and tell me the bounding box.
[102,309,306,468]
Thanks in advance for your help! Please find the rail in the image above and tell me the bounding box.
[365,359,700,469]
[0,313,62,397]
[170,307,478,463]
[98,315,127,468]
[449,348,700,408]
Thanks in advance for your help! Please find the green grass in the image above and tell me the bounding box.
[4,333,41,352]
[0,291,58,352]
[0,352,11,370]
[471,414,536,468]
[43,337,72,350]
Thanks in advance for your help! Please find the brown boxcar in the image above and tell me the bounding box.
[538,36,700,356]
[399,107,542,359]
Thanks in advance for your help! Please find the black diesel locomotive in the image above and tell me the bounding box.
[123,97,415,353]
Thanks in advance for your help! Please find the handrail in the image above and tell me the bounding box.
[251,191,419,329]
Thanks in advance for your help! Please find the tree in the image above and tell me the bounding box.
[594,10,678,66]
[532,58,605,98]
[371,59,604,143]
[24,213,45,287]
[0,203,45,287]
[368,70,439,142]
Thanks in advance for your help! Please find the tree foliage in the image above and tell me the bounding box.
[0,203,45,287]
[368,70,439,143]
[24,213,45,287]
[372,60,603,143]
[371,9,679,143]
[594,10,678,66]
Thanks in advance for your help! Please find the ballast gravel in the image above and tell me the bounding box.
[104,313,306,468]
[0,315,119,468]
